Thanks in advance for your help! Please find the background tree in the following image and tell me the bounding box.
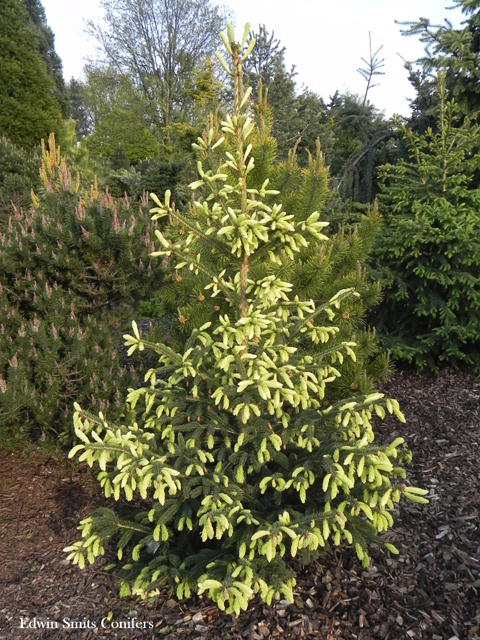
[328,93,395,204]
[86,0,230,151]
[81,66,161,163]
[330,34,396,204]
[77,63,196,204]
[243,25,326,161]
[243,25,298,155]
[398,1,480,122]
[0,0,64,148]
[68,78,91,139]
[22,0,69,117]
[242,27,396,203]
[372,88,480,371]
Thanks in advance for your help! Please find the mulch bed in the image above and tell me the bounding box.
[1,369,479,640]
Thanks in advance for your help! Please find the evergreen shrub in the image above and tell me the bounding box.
[0,134,164,442]
[0,136,41,224]
[65,26,427,614]
[373,90,480,371]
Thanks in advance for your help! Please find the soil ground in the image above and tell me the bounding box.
[1,369,479,640]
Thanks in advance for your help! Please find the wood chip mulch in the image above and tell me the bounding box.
[0,369,479,640]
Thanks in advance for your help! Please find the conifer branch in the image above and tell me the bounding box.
[153,241,239,308]
[287,289,358,342]
[159,204,235,260]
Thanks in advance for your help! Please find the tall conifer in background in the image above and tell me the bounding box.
[0,0,64,148]
[65,24,426,614]
[68,79,91,139]
[22,0,69,117]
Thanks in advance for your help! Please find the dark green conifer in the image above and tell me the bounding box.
[399,1,480,119]
[0,0,64,148]
[22,0,69,117]
[243,25,326,162]
[111,144,130,171]
[373,87,480,371]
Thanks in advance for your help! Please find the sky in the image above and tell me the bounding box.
[40,0,464,117]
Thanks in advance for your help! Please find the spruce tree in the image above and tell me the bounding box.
[155,94,388,401]
[65,25,426,614]
[243,25,298,158]
[68,78,91,139]
[399,1,480,119]
[373,86,480,371]
[328,94,394,204]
